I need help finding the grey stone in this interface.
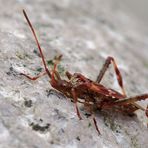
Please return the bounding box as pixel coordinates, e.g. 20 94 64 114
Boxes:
0 0 148 148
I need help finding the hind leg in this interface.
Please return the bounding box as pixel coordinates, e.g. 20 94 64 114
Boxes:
114 94 148 106
96 57 144 110
103 94 148 115
96 56 126 96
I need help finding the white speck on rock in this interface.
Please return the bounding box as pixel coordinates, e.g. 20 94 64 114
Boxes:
19 117 30 128
85 40 96 49
36 132 51 140
113 75 122 92
0 122 10 142
16 0 26 3
113 133 126 145
54 141 78 148
100 51 112 59
104 26 125 42
13 31 26 39
0 87 22 102
117 63 129 72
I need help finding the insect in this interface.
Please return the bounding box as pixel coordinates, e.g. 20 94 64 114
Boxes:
21 10 148 135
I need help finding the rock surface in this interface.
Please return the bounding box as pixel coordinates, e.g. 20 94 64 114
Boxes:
0 0 148 148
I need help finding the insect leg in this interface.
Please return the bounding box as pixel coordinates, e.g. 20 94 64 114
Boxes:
92 114 101 135
20 71 47 80
96 56 126 96
102 93 147 112
65 71 73 80
114 95 148 121
96 57 144 110
84 101 101 135
71 88 82 120
114 93 148 105
146 105 148 117
51 55 62 82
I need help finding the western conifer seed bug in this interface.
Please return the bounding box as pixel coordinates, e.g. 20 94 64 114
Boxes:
20 10 148 135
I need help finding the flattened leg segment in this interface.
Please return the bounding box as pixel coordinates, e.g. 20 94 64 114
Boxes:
101 94 148 114
114 94 148 105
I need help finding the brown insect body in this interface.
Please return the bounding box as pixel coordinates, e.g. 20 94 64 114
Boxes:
63 73 122 99
51 72 136 112
21 10 148 135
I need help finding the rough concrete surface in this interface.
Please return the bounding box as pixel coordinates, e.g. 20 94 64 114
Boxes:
0 0 148 148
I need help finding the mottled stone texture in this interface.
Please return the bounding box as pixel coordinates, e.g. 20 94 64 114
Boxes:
0 0 148 148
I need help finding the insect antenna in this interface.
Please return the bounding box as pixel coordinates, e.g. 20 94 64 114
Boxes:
22 9 51 78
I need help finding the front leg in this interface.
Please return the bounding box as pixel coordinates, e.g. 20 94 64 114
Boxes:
20 71 47 80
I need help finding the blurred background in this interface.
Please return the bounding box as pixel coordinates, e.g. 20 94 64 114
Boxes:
117 0 148 32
